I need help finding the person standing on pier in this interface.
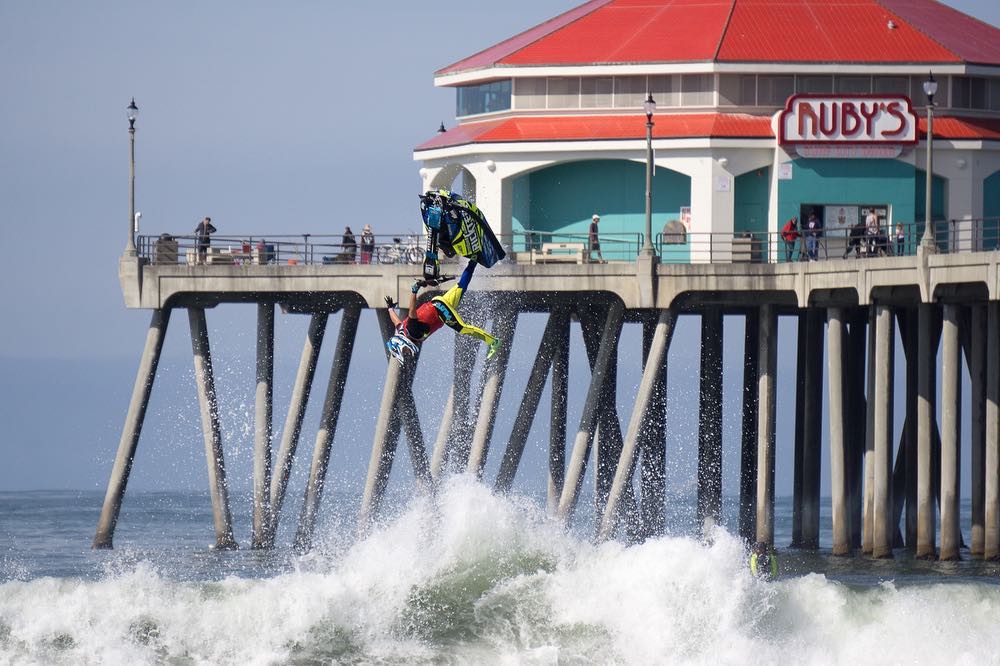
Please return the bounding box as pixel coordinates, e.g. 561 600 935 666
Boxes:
384 260 500 365
194 216 216 265
589 214 605 263
360 224 375 264
342 226 357 263
781 217 799 262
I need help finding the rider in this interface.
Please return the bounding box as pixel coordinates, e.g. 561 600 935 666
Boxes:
749 541 778 580
384 260 500 365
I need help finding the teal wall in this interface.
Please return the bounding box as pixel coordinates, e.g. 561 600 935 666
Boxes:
983 170 1000 250
511 159 690 260
779 158 946 249
734 167 771 234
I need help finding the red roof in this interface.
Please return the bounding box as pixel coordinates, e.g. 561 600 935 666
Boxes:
415 114 1000 151
438 0 1000 74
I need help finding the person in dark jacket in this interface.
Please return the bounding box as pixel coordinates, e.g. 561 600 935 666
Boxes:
844 220 866 259
781 217 799 262
194 216 216 264
342 226 357 263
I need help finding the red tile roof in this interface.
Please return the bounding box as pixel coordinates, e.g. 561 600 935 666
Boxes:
437 0 1000 74
415 114 1000 150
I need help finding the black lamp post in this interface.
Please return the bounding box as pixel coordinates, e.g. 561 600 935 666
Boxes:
126 98 139 256
920 73 937 251
641 93 657 256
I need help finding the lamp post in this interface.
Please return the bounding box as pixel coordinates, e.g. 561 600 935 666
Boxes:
126 98 139 256
641 92 657 256
920 73 937 251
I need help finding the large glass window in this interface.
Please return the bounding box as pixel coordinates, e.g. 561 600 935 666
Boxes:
614 76 647 107
740 75 757 105
456 79 511 117
951 76 989 109
798 76 833 94
514 78 546 110
547 77 580 108
757 76 794 106
991 80 1000 111
718 74 742 106
872 76 906 96
681 74 713 106
581 77 613 108
837 76 871 94
648 75 680 107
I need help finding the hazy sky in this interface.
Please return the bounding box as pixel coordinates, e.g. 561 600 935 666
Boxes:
0 1 996 500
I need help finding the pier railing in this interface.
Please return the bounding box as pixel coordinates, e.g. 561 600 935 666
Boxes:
135 218 999 267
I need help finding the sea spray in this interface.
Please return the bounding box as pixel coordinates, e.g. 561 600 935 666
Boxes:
4 479 1000 664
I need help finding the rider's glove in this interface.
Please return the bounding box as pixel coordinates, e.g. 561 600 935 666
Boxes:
384 295 397 309
410 280 421 294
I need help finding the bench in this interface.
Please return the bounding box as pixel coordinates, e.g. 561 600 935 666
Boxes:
536 242 586 264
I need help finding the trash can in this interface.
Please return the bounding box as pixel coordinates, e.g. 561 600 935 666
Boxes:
154 234 178 265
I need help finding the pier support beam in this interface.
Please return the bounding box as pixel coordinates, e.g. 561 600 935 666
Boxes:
697 308 723 530
872 304 895 559
557 300 625 523
739 309 760 543
847 310 867 549
430 334 477 479
93 309 171 549
548 312 571 515
801 308 825 549
188 308 237 550
755 304 778 546
967 305 987 557
792 313 807 547
827 307 850 555
939 304 961 561
599 308 675 541
641 312 671 538
917 303 940 559
251 303 274 550
466 309 519 477
267 313 327 544
295 305 361 550
900 309 918 549
985 302 1000 560
496 308 569 492
862 306 876 555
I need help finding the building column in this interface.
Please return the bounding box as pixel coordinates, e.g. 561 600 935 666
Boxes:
739 309 760 542
93 309 171 549
827 308 850 555
755 305 778 546
697 308 723 530
939 304 961 561
917 303 939 559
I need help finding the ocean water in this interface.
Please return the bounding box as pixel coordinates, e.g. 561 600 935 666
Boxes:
3 479 1000 665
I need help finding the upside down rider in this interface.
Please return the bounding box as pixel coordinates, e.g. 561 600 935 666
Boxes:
384 259 500 365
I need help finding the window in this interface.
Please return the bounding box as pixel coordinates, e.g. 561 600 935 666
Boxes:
681 74 713 106
873 76 907 96
951 76 988 109
648 75 679 107
837 76 871 94
614 76 647 107
740 75 757 105
456 80 512 116
514 78 546 110
581 77 613 108
798 76 833 94
757 76 794 106
547 77 580 108
718 74 742 106
991 80 1000 111
912 75 949 107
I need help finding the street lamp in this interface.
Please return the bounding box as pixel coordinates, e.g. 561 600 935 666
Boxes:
920 73 937 251
126 98 139 256
641 92 657 256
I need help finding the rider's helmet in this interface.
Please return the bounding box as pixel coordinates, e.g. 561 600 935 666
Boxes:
386 333 419 366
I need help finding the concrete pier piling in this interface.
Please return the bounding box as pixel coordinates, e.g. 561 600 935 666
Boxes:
739 309 760 543
756 304 778 546
847 310 867 550
968 305 987 557
251 303 274 550
640 312 671 538
827 307 850 555
985 302 1000 560
792 313 807 548
801 308 825 549
697 308 723 531
862 306 876 555
430 333 477 478
901 309 919 549
93 309 171 549
917 304 939 559
872 304 894 559
188 308 237 550
548 312 571 515
466 309 518 477
295 305 361 550
939 304 961 561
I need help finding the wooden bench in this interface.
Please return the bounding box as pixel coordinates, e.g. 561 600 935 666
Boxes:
536 242 586 264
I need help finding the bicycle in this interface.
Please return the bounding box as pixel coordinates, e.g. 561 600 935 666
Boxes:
376 235 423 264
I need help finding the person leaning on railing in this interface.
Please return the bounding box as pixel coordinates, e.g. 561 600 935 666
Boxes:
194 216 216 265
781 217 799 262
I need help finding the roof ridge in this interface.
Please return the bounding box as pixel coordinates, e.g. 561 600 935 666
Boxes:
435 0 614 76
606 0 676 63
870 0 960 63
712 0 738 62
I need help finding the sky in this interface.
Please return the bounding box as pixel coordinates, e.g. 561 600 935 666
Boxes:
0 0 997 503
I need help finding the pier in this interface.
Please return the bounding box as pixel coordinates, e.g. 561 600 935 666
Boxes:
95 234 1000 560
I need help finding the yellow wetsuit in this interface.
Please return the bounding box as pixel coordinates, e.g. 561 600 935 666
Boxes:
431 282 495 347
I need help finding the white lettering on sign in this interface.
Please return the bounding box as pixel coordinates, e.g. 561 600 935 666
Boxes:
779 95 917 146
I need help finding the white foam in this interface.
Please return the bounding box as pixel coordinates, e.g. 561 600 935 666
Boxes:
2 478 1000 664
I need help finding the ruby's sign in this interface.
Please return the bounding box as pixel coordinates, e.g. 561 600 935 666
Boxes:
778 94 918 146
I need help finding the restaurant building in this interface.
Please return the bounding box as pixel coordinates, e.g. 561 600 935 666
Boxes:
413 0 1000 261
